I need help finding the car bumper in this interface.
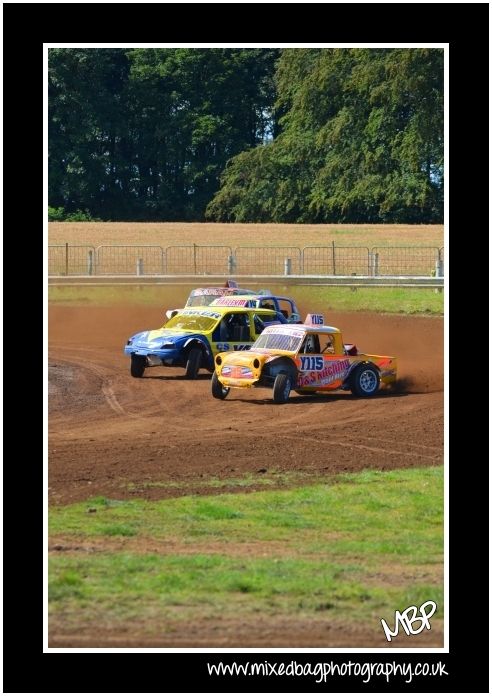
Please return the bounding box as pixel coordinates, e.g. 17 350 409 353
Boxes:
380 371 397 385
124 346 181 362
220 377 256 388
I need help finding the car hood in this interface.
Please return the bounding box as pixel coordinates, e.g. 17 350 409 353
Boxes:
130 328 196 347
219 350 272 367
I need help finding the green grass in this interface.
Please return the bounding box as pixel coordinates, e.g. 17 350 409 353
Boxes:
50 467 443 550
50 466 444 632
48 285 165 306
292 286 443 314
49 553 443 624
48 284 443 315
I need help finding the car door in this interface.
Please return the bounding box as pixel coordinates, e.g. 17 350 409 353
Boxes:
296 332 351 391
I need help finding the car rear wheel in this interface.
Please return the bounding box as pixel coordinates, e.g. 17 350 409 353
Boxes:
350 363 380 396
273 372 292 404
130 354 146 378
211 372 230 399
185 347 202 379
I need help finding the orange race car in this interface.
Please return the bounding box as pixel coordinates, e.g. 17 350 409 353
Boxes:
212 314 397 404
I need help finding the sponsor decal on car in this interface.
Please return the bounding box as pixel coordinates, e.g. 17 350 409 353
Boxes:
221 365 253 378
181 309 222 319
297 358 350 387
263 326 305 337
192 288 228 296
210 297 252 307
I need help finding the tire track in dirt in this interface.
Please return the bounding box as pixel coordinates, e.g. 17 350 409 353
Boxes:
280 434 441 463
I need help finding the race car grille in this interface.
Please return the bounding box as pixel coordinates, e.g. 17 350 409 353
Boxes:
222 366 253 378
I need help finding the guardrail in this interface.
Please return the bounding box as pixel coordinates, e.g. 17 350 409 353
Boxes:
48 274 444 288
49 244 444 280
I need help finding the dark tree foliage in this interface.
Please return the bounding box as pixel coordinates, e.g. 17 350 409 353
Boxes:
207 48 444 223
49 48 278 220
49 48 443 224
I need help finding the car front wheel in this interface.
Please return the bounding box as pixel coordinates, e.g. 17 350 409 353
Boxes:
211 372 230 399
185 347 202 379
273 372 292 404
130 354 146 378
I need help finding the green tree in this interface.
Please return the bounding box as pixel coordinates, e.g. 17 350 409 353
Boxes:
207 48 444 223
49 48 279 221
127 48 278 219
49 48 133 219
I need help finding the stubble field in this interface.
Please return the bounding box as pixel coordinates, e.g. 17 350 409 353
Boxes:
49 222 444 248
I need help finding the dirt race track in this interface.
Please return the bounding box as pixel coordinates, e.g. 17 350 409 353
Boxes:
49 304 443 505
48 301 444 648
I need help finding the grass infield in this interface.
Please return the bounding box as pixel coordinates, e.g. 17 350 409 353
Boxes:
49 466 443 633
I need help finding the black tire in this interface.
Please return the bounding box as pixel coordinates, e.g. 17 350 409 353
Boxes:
273 372 292 404
185 347 202 379
350 363 380 397
211 372 230 400
130 354 146 378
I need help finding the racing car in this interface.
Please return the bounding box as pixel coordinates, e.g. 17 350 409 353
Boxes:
209 295 301 323
165 280 256 320
211 314 397 403
124 305 285 379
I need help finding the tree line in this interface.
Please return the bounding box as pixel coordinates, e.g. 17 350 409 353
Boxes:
49 48 443 224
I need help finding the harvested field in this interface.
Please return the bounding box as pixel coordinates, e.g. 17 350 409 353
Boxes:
49 222 444 248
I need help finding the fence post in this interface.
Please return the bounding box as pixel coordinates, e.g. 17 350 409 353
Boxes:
87 250 93 276
284 258 292 276
369 251 379 276
65 242 69 276
227 255 236 274
332 241 336 275
136 258 144 276
193 243 197 275
434 259 443 293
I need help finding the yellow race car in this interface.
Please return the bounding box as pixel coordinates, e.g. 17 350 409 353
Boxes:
125 305 286 379
212 314 397 403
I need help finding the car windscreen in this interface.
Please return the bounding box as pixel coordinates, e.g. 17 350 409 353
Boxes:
187 294 224 307
252 332 303 352
165 313 220 332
